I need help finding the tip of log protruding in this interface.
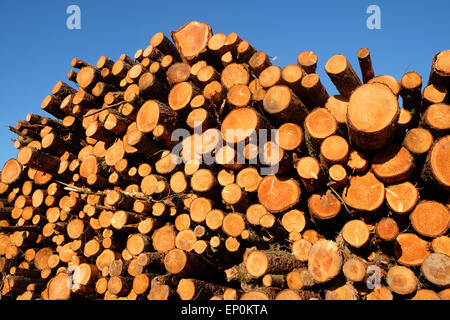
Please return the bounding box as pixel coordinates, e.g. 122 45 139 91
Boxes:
171 21 212 63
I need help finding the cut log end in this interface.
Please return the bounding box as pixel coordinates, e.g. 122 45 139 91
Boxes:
386 266 418 295
307 240 342 283
342 220 370 248
343 172 385 212
376 217 399 241
394 233 430 267
410 201 449 238
257 175 301 213
421 253 450 287
347 83 399 151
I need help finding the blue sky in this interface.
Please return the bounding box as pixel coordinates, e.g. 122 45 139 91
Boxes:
0 0 449 166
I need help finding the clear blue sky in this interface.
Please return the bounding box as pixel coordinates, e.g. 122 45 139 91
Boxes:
0 0 449 166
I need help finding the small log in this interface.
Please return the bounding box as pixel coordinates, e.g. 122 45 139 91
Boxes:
307 190 341 221
262 274 285 288
300 73 329 109
175 229 197 252
421 135 450 192
190 168 217 195
259 65 283 88
393 233 430 266
150 32 181 60
428 50 450 87
245 250 304 279
328 164 348 190
257 175 301 213
304 108 338 157
107 276 133 296
222 212 246 238
357 48 375 83
76 66 102 91
41 95 66 119
136 99 180 133
166 62 191 86
72 58 93 69
67 69 78 82
297 51 317 74
221 63 250 90
421 84 447 112
217 169 235 187
17 147 60 173
197 65 220 86
371 146 414 184
236 41 255 62
295 156 326 193
126 130 160 160
400 71 422 111
226 84 251 108
126 233 152 256
203 80 225 105
1 159 23 185
431 236 450 256
263 85 309 126
307 240 342 283
385 182 419 214
341 219 370 249
411 289 441 300
152 224 176 253
410 200 449 238
365 285 394 300
320 135 349 167
325 54 361 98
403 128 434 159
281 209 306 233
291 240 313 263
249 51 271 77
220 107 268 146
205 209 224 232
325 284 358 300
163 248 217 278
420 103 450 138
347 150 369 173
343 172 385 212
236 167 262 193
421 253 450 288
324 95 348 132
386 266 417 295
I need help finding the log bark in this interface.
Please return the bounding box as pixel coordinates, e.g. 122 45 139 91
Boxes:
357 48 374 83
297 51 317 74
325 54 361 98
245 250 304 279
263 85 309 126
428 50 450 87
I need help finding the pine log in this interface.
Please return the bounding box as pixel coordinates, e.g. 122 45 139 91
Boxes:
346 83 400 151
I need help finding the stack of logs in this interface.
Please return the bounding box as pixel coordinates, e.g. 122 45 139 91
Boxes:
0 21 449 300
